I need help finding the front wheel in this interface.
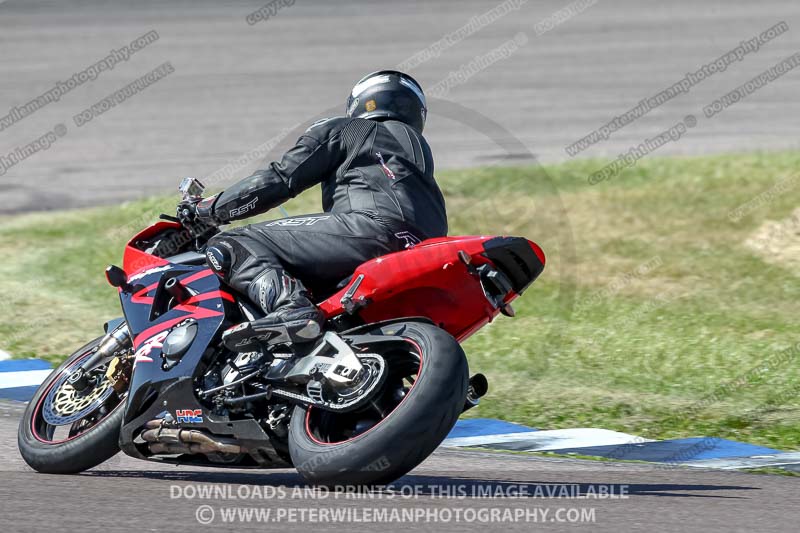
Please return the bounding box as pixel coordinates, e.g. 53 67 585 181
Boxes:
288 321 469 486
18 336 129 474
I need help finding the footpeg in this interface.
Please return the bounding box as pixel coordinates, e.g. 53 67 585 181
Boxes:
462 373 488 412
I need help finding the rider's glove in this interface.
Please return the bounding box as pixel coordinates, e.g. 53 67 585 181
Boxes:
195 194 223 225
177 194 223 225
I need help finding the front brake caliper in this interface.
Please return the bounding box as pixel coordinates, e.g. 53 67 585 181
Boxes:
105 355 133 394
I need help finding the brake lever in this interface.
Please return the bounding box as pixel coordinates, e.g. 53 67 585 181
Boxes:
159 214 180 222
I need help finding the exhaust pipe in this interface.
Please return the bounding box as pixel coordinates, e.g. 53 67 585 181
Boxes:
462 373 489 413
142 420 242 455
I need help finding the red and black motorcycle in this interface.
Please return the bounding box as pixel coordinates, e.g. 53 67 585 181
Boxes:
18 178 545 485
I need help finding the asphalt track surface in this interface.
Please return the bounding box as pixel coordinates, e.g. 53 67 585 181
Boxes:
2 400 799 532
2 0 800 213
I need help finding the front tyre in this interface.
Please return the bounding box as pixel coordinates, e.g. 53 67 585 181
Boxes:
289 321 468 486
18 336 128 474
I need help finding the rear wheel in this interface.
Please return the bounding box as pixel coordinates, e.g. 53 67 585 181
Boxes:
288 321 468 486
18 336 129 474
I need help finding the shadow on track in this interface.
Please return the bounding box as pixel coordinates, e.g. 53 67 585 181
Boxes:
82 470 756 499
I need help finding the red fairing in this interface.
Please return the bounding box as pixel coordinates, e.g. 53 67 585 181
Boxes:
318 236 545 342
122 221 181 276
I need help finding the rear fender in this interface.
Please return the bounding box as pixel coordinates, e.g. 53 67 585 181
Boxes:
339 316 435 336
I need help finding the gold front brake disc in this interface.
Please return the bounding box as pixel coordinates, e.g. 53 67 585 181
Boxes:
52 379 111 417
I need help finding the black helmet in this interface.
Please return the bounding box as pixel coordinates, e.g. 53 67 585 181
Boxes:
346 70 427 133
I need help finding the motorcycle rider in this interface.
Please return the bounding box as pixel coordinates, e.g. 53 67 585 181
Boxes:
182 71 447 351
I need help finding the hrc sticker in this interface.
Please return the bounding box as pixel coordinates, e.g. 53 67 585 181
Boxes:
175 409 203 424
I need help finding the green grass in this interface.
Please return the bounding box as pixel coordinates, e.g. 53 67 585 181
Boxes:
1 151 799 450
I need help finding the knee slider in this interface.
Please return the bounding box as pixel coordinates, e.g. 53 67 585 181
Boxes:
206 242 234 278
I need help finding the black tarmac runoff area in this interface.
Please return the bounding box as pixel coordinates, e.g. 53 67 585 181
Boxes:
1 0 800 213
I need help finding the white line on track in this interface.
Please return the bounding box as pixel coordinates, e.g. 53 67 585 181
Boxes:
443 428 653 450
0 370 52 388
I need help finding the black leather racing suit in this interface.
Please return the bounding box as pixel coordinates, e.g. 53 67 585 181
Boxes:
202 116 448 301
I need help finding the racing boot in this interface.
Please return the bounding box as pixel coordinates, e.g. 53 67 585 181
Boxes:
222 269 323 351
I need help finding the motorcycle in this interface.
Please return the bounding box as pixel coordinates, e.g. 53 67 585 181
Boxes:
18 178 545 485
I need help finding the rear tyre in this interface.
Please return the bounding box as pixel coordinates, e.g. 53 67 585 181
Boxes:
18 337 127 474
288 321 468 486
